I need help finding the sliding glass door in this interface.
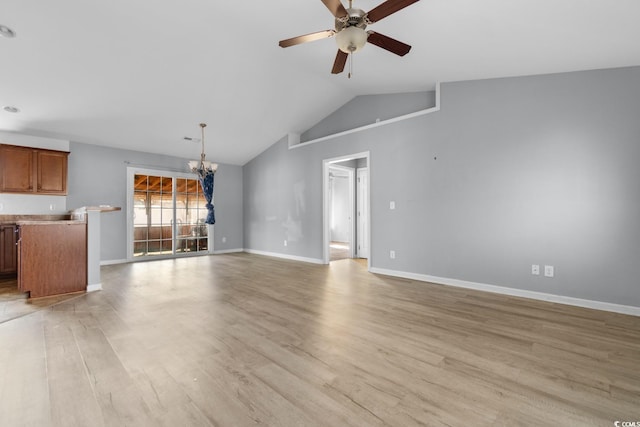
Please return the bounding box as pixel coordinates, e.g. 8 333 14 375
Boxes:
129 169 209 258
175 177 209 254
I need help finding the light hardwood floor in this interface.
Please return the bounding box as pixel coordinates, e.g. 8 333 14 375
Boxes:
330 242 350 261
0 253 638 426
0 278 85 324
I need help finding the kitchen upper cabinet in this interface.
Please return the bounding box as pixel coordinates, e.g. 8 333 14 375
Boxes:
37 149 68 194
0 144 68 195
0 145 33 192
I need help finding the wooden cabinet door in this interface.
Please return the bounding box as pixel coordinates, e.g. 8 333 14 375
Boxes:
0 145 34 193
0 144 68 195
19 223 86 298
37 150 68 194
0 224 18 275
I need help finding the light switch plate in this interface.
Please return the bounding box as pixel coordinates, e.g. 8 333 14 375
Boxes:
532 264 540 275
544 265 554 277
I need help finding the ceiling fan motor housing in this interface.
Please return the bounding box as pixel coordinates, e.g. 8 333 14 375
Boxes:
335 8 367 31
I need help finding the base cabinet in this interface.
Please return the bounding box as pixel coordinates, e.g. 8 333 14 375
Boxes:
18 223 86 298
0 224 18 276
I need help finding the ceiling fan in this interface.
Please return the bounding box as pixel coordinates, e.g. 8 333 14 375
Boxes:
279 0 420 76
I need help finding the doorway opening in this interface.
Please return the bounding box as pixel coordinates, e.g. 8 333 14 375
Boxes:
323 151 370 268
328 165 354 261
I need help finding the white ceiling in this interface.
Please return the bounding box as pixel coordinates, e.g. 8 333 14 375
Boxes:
2 0 639 165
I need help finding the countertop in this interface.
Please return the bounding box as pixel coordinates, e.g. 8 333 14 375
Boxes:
0 214 71 225
15 220 86 225
0 207 119 225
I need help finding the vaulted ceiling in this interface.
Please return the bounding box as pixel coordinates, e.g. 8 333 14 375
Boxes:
2 0 639 165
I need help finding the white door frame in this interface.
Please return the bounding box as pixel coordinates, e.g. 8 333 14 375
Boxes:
322 151 370 269
356 167 369 259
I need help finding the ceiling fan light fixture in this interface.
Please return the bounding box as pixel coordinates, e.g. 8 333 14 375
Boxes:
336 26 367 53
278 0 419 74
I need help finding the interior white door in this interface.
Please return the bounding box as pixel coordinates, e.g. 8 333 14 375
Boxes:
356 168 369 259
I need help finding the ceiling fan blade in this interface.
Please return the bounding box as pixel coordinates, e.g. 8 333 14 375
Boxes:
279 30 336 48
331 50 348 74
366 0 420 23
321 0 348 18
367 31 412 56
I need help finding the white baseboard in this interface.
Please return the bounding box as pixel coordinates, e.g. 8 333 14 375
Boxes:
369 267 640 317
244 249 324 265
212 248 244 255
100 249 244 265
100 258 130 266
86 283 102 292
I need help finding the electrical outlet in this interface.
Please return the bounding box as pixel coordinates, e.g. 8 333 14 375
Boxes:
49 204 56 211
284 240 287 247
390 201 396 210
544 265 554 277
531 264 540 275
390 250 396 259
222 237 226 243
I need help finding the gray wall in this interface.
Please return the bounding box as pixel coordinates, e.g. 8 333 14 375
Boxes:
67 142 243 261
243 66 640 307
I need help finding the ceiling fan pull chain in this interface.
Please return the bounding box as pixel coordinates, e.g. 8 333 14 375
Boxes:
348 53 353 79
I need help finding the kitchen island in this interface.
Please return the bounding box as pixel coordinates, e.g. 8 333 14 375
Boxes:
16 219 87 298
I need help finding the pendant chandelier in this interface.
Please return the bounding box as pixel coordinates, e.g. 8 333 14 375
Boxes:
188 123 218 177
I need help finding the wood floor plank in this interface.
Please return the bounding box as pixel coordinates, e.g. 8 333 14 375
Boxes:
72 325 157 426
254 362 385 427
159 353 260 426
200 352 319 426
0 314 52 427
43 317 103 427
